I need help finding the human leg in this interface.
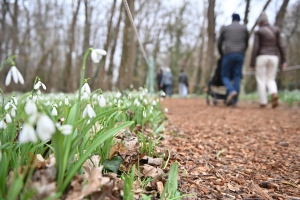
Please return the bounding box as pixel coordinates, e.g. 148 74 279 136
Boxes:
255 55 268 105
266 55 279 108
221 54 236 94
231 53 244 105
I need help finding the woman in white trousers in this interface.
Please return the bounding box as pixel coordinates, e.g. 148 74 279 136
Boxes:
250 12 287 108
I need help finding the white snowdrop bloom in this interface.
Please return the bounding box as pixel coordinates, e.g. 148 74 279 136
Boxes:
5 66 25 86
160 91 166 97
116 92 122 99
128 94 132 99
19 123 37 144
139 94 143 100
109 102 112 106
10 108 16 117
87 119 91 124
82 91 90 100
91 49 107 63
164 108 168 113
64 96 69 106
82 104 96 118
143 99 148 105
5 113 12 124
25 100 37 115
81 82 91 95
98 95 106 107
36 115 56 141
152 100 157 106
144 88 148 93
0 120 6 129
4 102 10 111
34 80 46 90
51 106 58 116
12 96 18 105
143 110 147 118
58 124 73 135
149 109 153 114
114 99 117 104
59 101 62 106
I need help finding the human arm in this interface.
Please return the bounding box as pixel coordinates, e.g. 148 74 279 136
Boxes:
250 31 260 68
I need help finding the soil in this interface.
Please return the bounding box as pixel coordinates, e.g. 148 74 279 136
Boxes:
160 98 300 200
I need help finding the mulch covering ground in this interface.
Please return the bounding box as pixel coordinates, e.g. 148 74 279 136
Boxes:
160 98 300 200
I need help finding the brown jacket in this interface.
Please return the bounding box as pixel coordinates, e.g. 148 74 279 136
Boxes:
250 24 286 67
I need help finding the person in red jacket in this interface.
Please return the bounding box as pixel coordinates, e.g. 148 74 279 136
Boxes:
250 12 287 108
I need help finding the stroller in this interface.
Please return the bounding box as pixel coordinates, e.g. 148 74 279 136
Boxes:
206 57 227 105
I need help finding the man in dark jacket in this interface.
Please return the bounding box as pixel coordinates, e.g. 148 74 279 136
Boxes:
218 13 249 106
250 11 286 108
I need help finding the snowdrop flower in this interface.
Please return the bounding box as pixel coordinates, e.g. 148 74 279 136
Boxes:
82 104 96 118
64 96 69 106
10 108 16 117
116 92 122 99
34 80 46 90
5 113 12 124
51 106 58 116
164 108 168 113
57 124 73 135
25 100 37 115
82 90 89 100
59 101 62 106
36 115 55 141
5 66 25 86
98 95 106 107
4 103 10 111
0 120 6 130
143 99 148 105
91 49 107 63
143 110 147 118
12 96 18 105
152 100 157 106
19 123 37 143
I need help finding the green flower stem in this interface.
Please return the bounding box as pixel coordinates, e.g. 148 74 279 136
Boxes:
0 55 17 72
0 88 4 117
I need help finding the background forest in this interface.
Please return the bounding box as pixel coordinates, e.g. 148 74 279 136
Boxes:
0 0 299 94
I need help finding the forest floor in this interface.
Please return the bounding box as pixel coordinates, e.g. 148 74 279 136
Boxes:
160 97 300 200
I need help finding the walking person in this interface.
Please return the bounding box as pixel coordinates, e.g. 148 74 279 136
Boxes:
160 67 173 97
217 13 249 106
250 12 287 108
178 68 189 98
156 68 163 91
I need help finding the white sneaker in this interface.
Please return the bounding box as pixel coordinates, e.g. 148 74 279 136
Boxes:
226 91 237 106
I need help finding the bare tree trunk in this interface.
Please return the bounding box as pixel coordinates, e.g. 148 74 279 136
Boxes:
117 0 135 91
244 0 251 26
63 0 81 92
199 0 215 92
93 0 117 90
127 0 136 88
83 0 92 83
107 3 124 91
275 0 290 29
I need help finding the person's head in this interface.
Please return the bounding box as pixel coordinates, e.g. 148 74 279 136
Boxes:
232 13 240 22
257 11 269 26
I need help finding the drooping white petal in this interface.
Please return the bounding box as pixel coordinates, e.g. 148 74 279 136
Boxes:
116 92 122 98
81 83 91 94
82 91 89 100
5 113 12 123
11 67 19 84
10 108 16 117
58 124 73 135
51 107 58 116
36 115 55 141
91 49 107 63
25 100 37 115
34 81 41 90
16 69 24 84
143 110 147 118
41 82 46 90
19 123 37 144
5 69 12 86
0 120 7 129
98 95 106 107
4 103 10 111
64 97 69 106
87 104 96 118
